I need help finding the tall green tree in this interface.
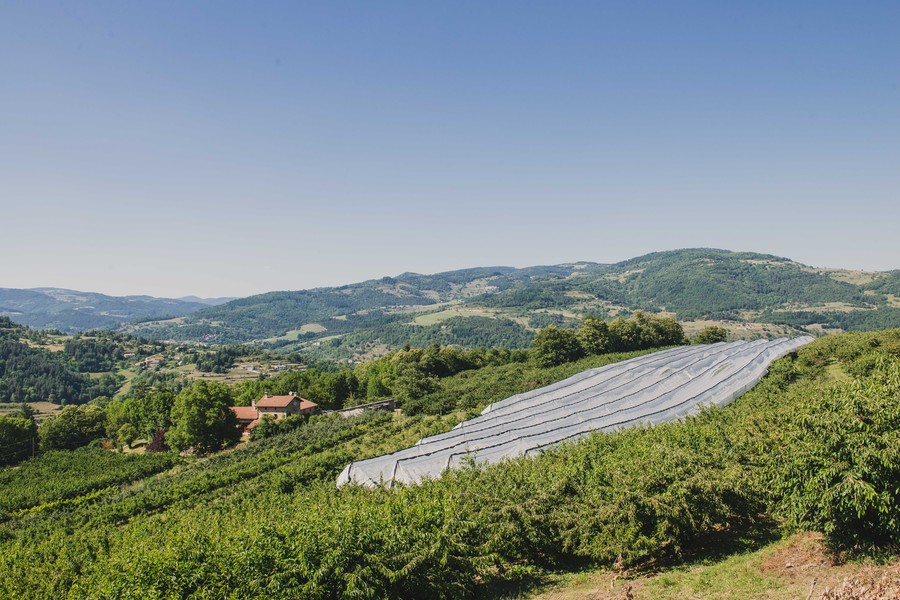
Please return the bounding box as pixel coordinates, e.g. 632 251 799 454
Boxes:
38 405 106 451
0 415 37 465
692 325 728 344
531 326 585 367
577 316 612 355
166 380 240 453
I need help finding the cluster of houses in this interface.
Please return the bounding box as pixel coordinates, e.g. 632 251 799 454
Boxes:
230 392 319 434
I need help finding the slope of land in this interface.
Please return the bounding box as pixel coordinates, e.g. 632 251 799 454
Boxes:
0 288 210 333
130 249 900 360
533 532 900 600
1 329 898 599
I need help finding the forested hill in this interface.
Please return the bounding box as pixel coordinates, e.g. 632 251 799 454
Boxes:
0 317 121 404
126 249 900 360
128 263 605 346
0 288 210 333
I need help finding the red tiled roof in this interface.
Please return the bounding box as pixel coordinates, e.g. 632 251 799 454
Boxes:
246 418 260 430
256 393 318 409
298 399 318 411
231 406 259 421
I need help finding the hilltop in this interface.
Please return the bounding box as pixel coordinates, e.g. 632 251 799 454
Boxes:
0 288 212 333
5 249 899 361
129 249 900 360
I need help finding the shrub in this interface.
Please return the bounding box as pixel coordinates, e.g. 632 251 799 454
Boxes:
768 356 900 549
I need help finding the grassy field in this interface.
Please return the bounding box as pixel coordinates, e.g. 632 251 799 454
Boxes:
412 307 505 326
0 401 61 421
679 319 799 339
263 323 329 343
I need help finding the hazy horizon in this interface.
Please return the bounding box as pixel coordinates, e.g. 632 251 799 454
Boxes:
3 2 898 297
1 245 895 300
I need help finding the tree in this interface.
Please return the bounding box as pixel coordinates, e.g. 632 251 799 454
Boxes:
166 380 240 453
38 404 106 451
692 326 728 345
608 317 642 352
531 326 584 367
117 423 138 449
392 363 440 403
577 316 612 355
16 403 37 421
146 429 170 453
249 415 280 440
0 415 37 465
131 389 176 439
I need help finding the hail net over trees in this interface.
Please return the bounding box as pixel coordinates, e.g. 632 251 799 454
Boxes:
337 337 814 488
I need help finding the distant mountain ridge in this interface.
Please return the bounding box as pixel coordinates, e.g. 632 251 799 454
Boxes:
7 249 900 359
176 296 238 306
128 249 900 360
0 288 210 333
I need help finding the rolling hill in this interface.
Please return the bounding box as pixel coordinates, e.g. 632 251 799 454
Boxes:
0 288 216 333
129 249 900 360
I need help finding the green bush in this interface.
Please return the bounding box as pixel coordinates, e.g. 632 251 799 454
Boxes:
768 356 900 549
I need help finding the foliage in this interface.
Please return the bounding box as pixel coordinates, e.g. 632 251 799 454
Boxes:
0 415 36 465
577 315 612 354
531 311 684 368
107 389 176 440
249 414 309 440
531 326 584 367
1 330 899 598
692 325 728 344
761 306 900 332
192 345 252 373
768 356 900 549
0 337 107 404
166 380 241 453
38 404 106 451
303 316 536 362
63 336 123 372
0 448 178 516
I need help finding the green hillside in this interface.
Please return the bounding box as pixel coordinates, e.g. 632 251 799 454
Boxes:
129 249 900 360
0 317 122 405
1 329 898 598
0 288 208 333
129 263 603 349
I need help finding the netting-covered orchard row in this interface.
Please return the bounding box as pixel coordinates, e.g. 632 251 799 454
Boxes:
337 336 814 488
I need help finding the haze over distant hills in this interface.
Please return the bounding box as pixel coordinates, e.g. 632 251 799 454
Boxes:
5 249 900 360
128 248 900 361
0 288 214 333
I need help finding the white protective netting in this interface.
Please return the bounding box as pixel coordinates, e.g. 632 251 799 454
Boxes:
337 336 813 488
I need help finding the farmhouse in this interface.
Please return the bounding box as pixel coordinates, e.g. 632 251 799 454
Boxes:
230 392 319 435
255 392 318 419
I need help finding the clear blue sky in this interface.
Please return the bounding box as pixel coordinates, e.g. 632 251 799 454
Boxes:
2 1 898 297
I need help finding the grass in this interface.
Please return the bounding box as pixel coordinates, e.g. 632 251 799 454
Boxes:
0 401 61 421
412 307 502 326
528 533 900 600
263 323 328 343
680 319 800 339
